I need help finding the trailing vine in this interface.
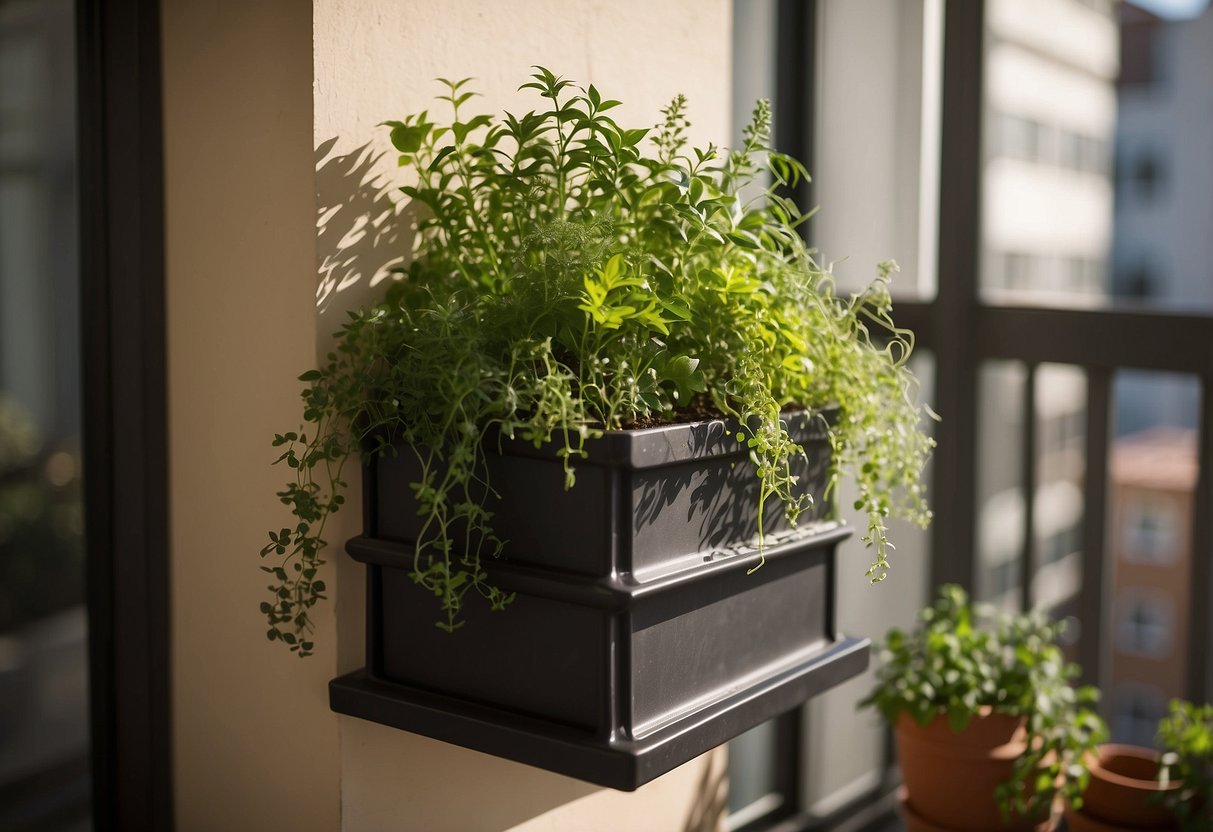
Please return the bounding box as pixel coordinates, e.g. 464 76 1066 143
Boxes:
262 69 935 656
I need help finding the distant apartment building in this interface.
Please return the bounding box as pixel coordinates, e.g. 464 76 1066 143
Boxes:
1113 2 1213 309
1113 2 1213 437
982 0 1118 304
1102 0 1213 746
1107 430 1196 746
976 0 1119 613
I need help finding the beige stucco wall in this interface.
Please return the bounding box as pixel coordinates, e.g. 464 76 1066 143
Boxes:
162 1 341 830
165 0 734 829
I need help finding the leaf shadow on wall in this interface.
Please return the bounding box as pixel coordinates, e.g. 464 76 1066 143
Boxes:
315 137 416 321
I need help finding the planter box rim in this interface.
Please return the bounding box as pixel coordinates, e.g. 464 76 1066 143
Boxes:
377 405 839 470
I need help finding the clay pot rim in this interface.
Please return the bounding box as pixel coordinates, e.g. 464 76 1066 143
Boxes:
895 708 1029 763
895 707 1026 736
895 706 1024 728
1088 743 1182 794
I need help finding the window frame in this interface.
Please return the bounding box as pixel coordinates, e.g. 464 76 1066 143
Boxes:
77 0 173 828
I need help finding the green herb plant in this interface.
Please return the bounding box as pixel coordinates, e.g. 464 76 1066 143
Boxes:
261 68 935 656
861 584 1107 822
1157 698 1213 830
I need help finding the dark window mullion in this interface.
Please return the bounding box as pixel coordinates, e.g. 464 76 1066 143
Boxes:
1187 378 1213 702
1079 367 1111 689
772 708 802 822
77 0 172 828
775 0 815 234
930 0 984 592
1020 362 1037 613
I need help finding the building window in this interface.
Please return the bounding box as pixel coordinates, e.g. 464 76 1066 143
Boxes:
1123 494 1180 564
1042 523 1080 567
1072 0 1115 17
1133 153 1164 200
1113 683 1168 747
993 112 1109 176
1116 590 1175 658
1080 134 1110 175
1067 257 1103 294
995 112 1041 162
1114 262 1157 299
1006 251 1034 291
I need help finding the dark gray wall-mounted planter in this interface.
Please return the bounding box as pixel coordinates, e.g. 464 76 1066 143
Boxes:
330 413 870 790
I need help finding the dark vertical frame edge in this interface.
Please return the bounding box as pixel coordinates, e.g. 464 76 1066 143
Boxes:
775 0 816 239
930 0 983 592
1079 368 1111 689
1020 362 1038 612
1188 379 1213 701
77 0 173 829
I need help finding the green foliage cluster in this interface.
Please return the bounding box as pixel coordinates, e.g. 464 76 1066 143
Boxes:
261 68 934 656
1158 699 1213 830
861 584 1107 821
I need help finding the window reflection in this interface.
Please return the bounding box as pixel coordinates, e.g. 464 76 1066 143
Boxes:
1107 376 1199 746
982 0 1213 311
1112 2 1213 310
982 0 1118 307
0 0 90 828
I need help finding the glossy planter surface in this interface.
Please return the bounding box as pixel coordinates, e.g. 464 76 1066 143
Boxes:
330 414 869 790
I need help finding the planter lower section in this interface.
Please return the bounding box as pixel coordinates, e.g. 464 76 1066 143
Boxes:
331 524 867 790
331 416 867 790
332 634 867 791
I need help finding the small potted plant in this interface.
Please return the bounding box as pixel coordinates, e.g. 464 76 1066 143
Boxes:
263 69 934 787
1064 743 1180 831
861 584 1107 831
1064 698 1211 832
1158 699 1213 830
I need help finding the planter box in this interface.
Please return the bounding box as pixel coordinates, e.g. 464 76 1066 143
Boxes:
330 413 869 790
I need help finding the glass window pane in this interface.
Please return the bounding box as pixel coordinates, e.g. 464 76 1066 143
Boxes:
0 0 89 828
802 351 935 819
1106 370 1200 746
976 361 1089 639
813 0 941 303
1031 363 1086 625
726 720 781 825
976 360 1027 611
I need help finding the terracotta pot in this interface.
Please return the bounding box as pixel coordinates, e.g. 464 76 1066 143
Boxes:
896 710 1050 831
899 788 1053 832
1063 744 1179 830
1063 807 1169 832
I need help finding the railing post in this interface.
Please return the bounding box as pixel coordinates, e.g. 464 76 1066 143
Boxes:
1080 368 1111 690
929 0 984 592
1187 377 1213 703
